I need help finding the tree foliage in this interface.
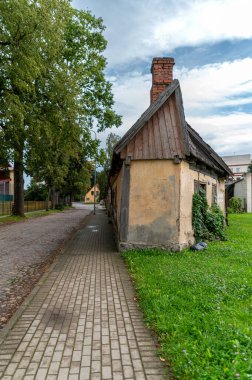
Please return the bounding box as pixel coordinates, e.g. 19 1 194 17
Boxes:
0 1 121 214
97 132 121 200
24 180 47 201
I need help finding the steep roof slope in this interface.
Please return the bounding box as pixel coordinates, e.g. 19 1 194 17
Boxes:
111 79 231 177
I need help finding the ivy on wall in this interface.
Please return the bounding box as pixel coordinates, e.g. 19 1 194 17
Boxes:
192 190 226 242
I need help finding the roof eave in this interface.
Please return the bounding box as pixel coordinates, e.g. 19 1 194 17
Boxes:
114 79 180 155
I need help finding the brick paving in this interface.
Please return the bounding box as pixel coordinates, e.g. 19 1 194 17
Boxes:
0 210 168 379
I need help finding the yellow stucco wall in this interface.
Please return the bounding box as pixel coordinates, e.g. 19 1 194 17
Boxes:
84 186 100 203
179 161 225 246
127 160 180 249
111 159 226 251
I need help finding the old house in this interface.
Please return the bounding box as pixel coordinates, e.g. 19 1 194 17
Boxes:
222 154 252 212
226 173 252 212
84 185 100 203
109 57 231 251
222 154 251 179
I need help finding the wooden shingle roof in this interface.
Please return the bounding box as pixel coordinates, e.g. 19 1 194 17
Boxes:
111 79 231 177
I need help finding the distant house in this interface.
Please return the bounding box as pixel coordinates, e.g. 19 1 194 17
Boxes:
0 166 14 201
226 174 252 212
222 154 252 212
84 185 100 203
109 57 231 252
222 154 251 179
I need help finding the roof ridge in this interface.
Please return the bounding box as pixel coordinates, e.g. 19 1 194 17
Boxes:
114 79 180 154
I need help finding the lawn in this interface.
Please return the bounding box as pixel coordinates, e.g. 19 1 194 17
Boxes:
123 214 252 379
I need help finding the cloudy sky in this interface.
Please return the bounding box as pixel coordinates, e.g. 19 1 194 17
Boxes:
73 0 252 156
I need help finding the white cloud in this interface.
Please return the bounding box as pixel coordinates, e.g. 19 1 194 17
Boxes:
108 72 151 136
152 0 252 52
73 0 252 67
73 0 252 155
176 58 252 112
107 58 252 155
188 113 252 155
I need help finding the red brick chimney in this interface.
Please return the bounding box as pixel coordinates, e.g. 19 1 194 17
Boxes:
150 57 175 103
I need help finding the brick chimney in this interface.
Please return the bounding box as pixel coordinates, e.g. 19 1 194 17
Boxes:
150 57 175 103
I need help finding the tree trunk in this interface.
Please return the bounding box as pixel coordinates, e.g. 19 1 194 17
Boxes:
46 188 51 211
12 152 25 217
51 186 56 209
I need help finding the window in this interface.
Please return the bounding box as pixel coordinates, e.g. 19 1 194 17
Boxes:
91 191 94 195
0 181 9 195
194 180 206 194
236 168 240 173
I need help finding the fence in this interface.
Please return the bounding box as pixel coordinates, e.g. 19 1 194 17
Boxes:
0 194 14 202
0 201 50 217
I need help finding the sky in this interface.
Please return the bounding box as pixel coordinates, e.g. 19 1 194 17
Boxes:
73 0 252 157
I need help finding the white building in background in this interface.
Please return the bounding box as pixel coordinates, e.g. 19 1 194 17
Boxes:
222 154 251 179
222 154 252 212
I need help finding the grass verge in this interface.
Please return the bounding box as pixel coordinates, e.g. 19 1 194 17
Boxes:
123 214 252 379
0 209 62 224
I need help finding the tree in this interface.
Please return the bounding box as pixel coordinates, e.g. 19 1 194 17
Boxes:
60 155 93 205
24 180 47 201
97 132 121 200
97 170 108 201
248 163 252 173
0 0 73 215
0 2 121 215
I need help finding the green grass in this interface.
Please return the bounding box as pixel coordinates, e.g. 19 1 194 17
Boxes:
123 214 252 379
0 209 62 224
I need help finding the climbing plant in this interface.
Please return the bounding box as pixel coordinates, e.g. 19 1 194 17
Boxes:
192 190 226 241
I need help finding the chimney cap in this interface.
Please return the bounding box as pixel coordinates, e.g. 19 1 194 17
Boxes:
151 57 175 73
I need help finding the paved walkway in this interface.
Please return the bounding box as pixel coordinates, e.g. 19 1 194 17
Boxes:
0 210 168 380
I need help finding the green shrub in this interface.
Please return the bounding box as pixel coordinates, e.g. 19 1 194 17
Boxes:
55 204 64 211
205 204 226 240
229 196 243 213
192 190 226 241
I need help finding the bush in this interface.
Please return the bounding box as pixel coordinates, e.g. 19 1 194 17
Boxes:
192 190 226 241
229 197 243 213
205 204 226 240
55 204 64 211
